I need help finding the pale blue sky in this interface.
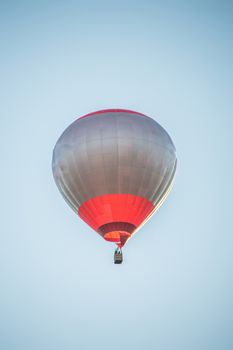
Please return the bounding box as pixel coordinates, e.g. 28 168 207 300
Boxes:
0 1 233 350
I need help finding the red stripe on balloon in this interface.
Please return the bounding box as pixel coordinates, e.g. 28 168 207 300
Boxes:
78 193 155 232
77 109 146 120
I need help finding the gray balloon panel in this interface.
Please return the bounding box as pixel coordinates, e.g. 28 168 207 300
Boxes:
52 111 177 213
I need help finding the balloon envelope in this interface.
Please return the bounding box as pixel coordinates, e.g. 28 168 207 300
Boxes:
52 109 177 247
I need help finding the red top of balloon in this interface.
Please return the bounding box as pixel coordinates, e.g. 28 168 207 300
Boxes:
78 109 146 120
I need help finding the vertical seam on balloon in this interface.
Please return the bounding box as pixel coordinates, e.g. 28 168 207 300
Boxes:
134 130 151 218
56 180 77 212
148 150 170 204
101 122 113 221
57 171 78 212
71 149 86 207
127 119 138 220
116 116 120 222
57 160 79 209
69 128 87 207
150 161 171 205
86 125 99 227
153 158 177 209
67 153 84 208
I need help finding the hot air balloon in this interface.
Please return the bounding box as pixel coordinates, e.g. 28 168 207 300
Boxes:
52 109 177 263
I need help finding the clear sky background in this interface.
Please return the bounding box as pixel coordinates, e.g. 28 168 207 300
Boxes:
0 1 232 349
